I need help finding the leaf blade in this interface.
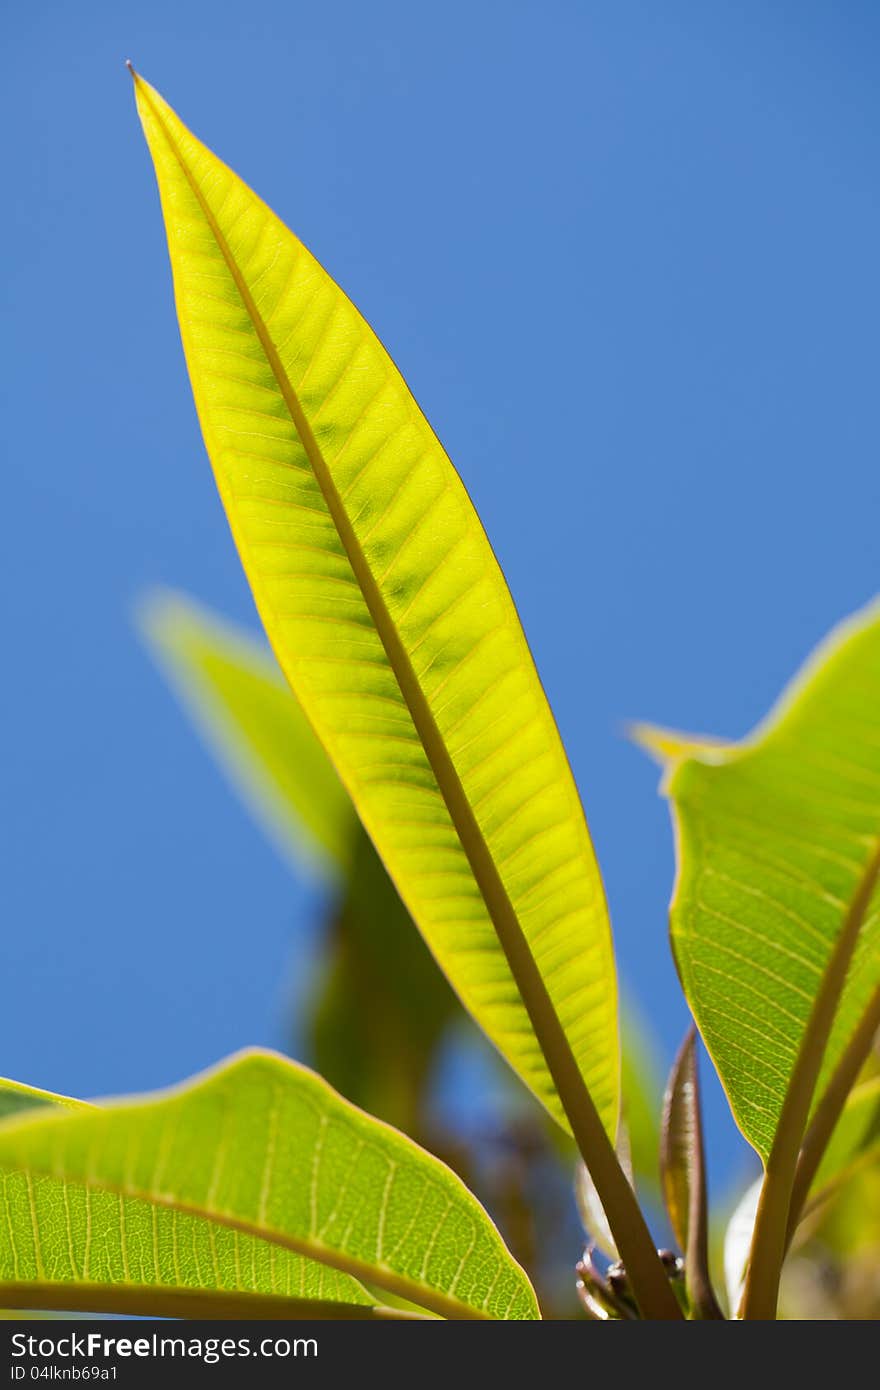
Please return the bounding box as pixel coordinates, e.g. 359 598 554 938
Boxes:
140 591 459 1134
131 74 617 1136
140 589 354 873
0 1051 538 1320
650 601 880 1161
798 1075 880 1227
0 1078 380 1319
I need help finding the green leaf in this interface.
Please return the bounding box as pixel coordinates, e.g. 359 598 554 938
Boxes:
619 1003 663 1197
140 590 459 1135
803 1075 880 1220
786 980 880 1235
309 833 458 1131
644 600 880 1161
0 1051 538 1320
659 1031 722 1318
130 72 618 1138
140 589 353 873
0 1076 382 1319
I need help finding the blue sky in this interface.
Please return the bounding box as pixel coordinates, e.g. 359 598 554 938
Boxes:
3 1 879 1194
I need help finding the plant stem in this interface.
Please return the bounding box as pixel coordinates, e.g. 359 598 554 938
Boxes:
741 839 880 1319
134 71 682 1322
785 980 880 1248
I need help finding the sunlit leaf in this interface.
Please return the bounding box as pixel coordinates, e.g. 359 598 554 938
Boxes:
308 833 458 1130
808 1163 880 1262
643 601 880 1160
619 1003 663 1197
0 1051 538 1320
0 1076 381 1319
131 73 617 1136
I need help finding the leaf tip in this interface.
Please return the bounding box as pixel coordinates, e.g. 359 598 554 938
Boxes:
625 721 677 766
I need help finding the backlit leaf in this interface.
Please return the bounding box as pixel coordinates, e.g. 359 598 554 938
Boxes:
644 601 880 1160
0 1051 538 1320
619 1003 663 1197
309 833 458 1131
0 1076 380 1319
131 74 617 1136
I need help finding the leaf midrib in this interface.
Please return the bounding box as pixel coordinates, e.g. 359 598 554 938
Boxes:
741 836 880 1318
3 1157 485 1321
0 1280 418 1320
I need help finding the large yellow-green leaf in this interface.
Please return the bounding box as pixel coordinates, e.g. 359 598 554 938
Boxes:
645 601 880 1160
131 73 617 1135
0 1076 381 1319
0 1052 538 1320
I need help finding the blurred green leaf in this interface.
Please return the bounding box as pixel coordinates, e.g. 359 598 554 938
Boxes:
309 833 458 1129
141 591 459 1135
659 1031 722 1318
0 1052 538 1320
141 590 354 874
803 1075 880 1221
619 1003 663 1197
